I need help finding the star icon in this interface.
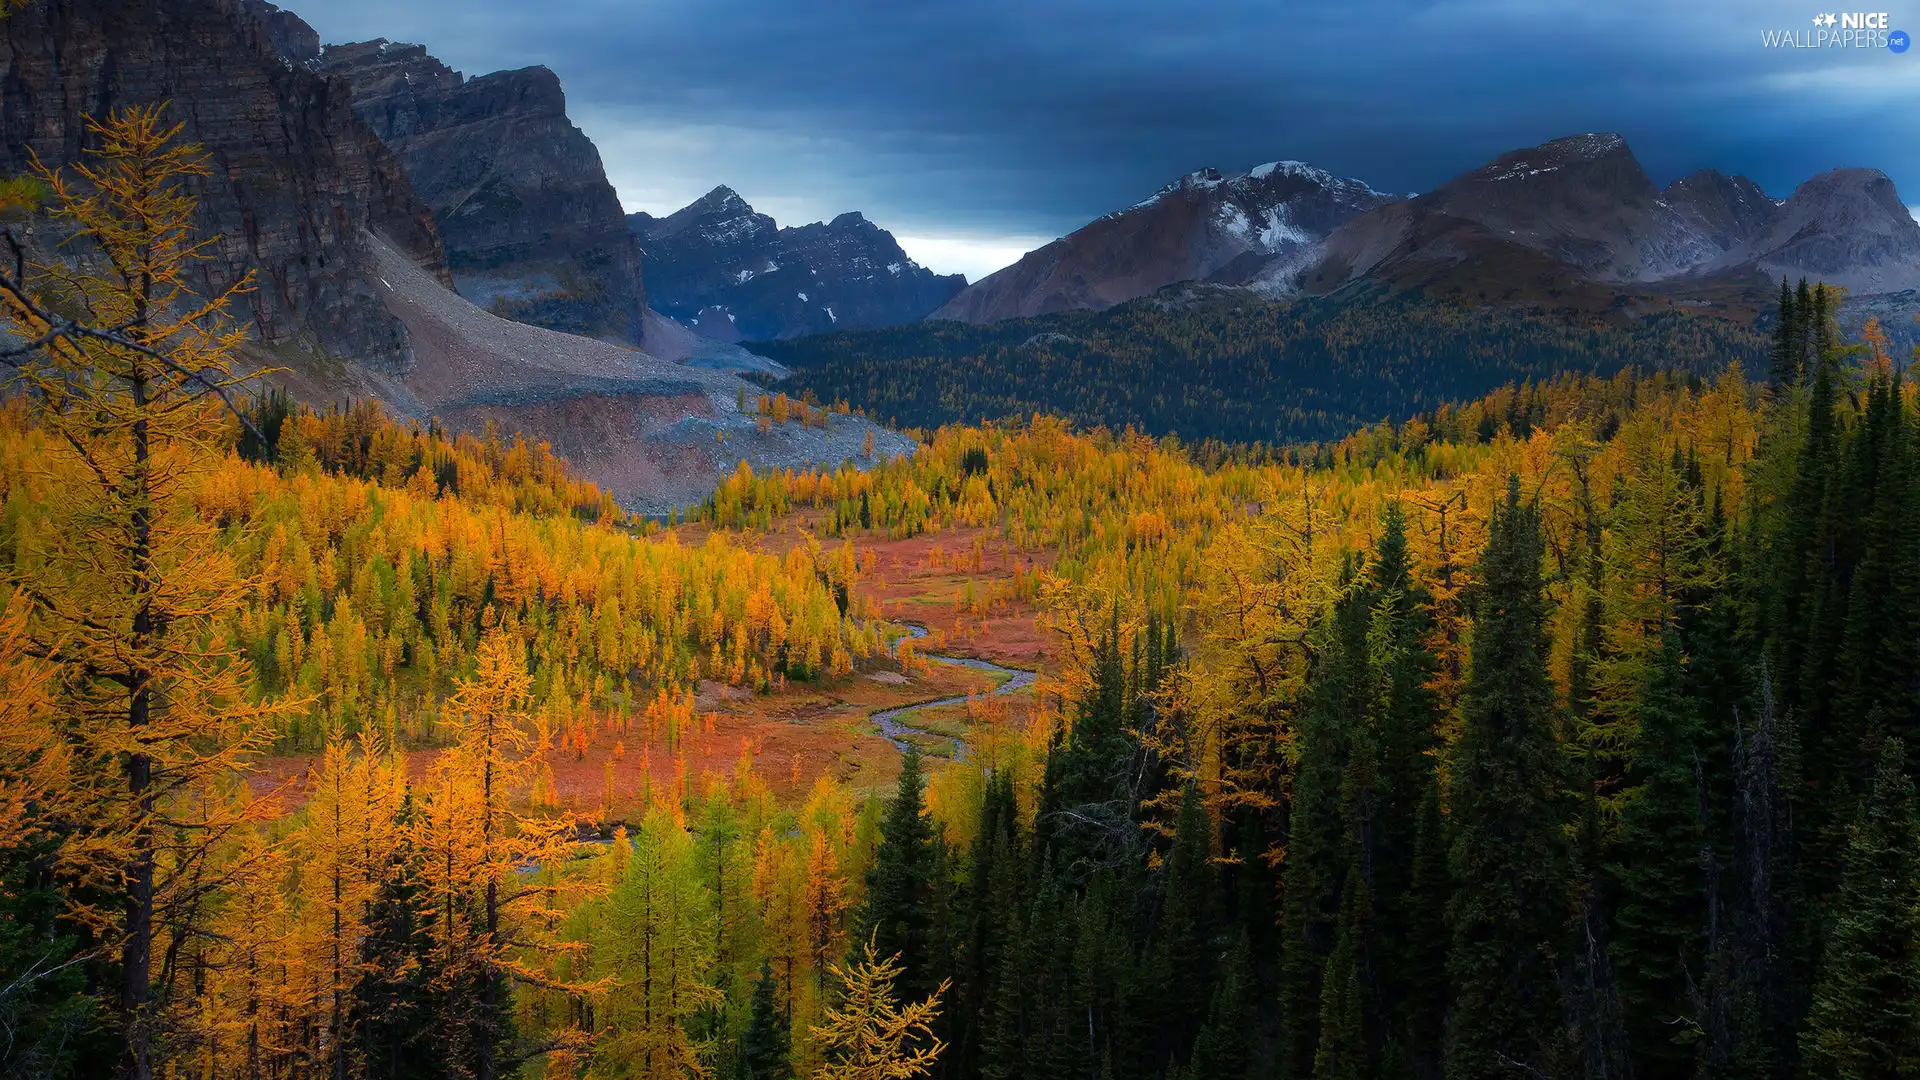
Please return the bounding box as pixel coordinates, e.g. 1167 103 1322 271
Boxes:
1826 13 1840 26
1814 12 1824 23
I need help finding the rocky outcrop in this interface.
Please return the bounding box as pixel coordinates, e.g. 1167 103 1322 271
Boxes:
318 40 649 342
1737 168 1920 294
631 186 965 340
1660 170 1780 267
1313 134 1728 292
0 0 446 373
239 0 318 64
933 160 1397 324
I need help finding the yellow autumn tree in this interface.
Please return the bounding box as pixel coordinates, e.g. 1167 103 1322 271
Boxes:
285 735 409 1077
0 105 286 1078
588 804 721 1079
0 588 58 852
810 934 947 1080
414 621 593 1079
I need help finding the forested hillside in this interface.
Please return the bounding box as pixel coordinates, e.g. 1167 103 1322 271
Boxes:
4 109 1919 1080
752 285 1768 443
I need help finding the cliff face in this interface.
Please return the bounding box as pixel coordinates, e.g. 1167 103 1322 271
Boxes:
0 0 446 373
318 40 649 342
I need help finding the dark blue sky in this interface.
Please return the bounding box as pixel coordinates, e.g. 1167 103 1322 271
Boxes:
301 0 1920 279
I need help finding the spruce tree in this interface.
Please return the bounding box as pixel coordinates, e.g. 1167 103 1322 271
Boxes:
1771 277 1800 390
1186 933 1251 1080
1151 781 1217 1053
1795 277 1816 374
1280 562 1368 1078
953 773 1022 1080
1403 781 1451 1078
1609 631 1709 1076
864 749 940 1004
1314 867 1373 1080
740 960 794 1080
351 792 439 1080
1802 739 1920 1079
1445 477 1571 1080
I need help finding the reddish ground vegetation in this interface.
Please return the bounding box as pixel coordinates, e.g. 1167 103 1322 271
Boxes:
253 654 1003 820
680 514 1059 669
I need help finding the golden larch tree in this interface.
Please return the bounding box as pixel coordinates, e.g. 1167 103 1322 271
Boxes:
0 106 286 1080
810 934 947 1080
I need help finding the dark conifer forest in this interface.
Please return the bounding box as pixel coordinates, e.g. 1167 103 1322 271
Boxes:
752 287 1769 444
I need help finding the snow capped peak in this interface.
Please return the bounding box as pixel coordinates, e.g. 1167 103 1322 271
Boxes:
1214 202 1310 251
1249 160 1331 184
1122 168 1227 214
1559 132 1626 156
1239 160 1389 200
697 185 753 215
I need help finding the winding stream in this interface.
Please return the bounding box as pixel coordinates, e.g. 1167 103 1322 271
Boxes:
870 623 1036 761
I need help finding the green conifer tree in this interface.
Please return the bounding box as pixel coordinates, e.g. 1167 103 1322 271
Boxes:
1445 478 1571 1080
864 749 940 1003
1802 739 1920 1080
1771 277 1801 390
740 960 794 1080
1609 631 1709 1076
1186 933 1251 1080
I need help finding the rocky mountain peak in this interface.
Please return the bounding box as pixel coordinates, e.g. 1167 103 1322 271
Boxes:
937 155 1396 322
1659 169 1779 263
1741 167 1920 293
633 191 962 341
694 185 752 214
461 65 569 118
2 0 446 372
319 36 647 341
239 0 319 66
1447 132 1649 195
651 187 777 248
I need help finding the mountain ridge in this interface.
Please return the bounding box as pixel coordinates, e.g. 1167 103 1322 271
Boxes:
631 186 966 341
938 132 1920 325
932 158 1400 323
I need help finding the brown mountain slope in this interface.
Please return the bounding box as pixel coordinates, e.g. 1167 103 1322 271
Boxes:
275 237 909 512
1303 133 1920 317
934 162 1398 323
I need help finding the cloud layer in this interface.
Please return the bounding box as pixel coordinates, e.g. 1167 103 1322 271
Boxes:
296 0 1920 278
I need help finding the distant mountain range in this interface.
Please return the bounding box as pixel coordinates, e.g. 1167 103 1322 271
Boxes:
269 24 953 356
630 188 966 341
7 0 1915 504
933 161 1399 322
938 132 1920 326
0 0 909 511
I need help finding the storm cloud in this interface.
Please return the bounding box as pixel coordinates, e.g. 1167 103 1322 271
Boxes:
296 0 1920 278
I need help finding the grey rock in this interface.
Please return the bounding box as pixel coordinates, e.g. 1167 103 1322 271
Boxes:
318 39 648 342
